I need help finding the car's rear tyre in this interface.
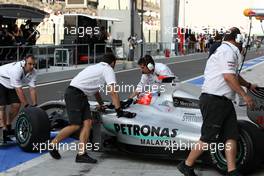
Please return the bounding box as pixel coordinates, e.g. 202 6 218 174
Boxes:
15 107 50 152
210 120 261 174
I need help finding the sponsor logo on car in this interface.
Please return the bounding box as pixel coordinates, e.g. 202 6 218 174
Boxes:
182 113 202 122
140 139 177 146
173 97 199 108
114 123 178 138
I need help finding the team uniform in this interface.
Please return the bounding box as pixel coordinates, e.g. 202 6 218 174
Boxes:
200 41 242 142
136 63 174 93
0 61 37 105
65 62 116 125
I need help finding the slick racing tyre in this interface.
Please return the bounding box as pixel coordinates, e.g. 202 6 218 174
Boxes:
15 107 50 152
210 120 262 174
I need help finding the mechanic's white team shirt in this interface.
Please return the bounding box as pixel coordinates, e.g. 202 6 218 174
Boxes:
70 62 116 95
202 41 242 100
0 61 37 89
136 63 174 92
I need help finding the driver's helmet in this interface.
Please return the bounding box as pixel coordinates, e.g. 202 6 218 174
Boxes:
136 92 152 105
136 91 159 105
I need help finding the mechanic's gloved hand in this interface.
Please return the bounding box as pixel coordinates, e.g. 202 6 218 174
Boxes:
115 108 136 118
96 104 107 112
120 98 133 109
106 103 115 109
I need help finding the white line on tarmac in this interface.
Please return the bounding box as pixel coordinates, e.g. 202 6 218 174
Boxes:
182 56 264 84
181 75 204 83
26 55 264 89
115 57 206 73
32 57 207 88
2 144 75 175
3 153 51 175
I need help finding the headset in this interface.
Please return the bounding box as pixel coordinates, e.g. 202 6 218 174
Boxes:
143 56 155 71
224 28 244 44
19 55 36 71
15 57 26 67
235 33 244 43
20 59 26 67
147 62 154 71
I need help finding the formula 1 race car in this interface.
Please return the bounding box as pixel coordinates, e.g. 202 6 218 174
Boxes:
14 78 264 174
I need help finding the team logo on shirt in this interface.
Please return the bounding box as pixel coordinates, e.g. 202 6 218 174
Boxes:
227 61 236 68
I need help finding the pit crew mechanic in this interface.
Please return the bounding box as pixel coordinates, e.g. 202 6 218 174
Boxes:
0 55 37 142
49 53 136 163
122 55 175 107
177 27 256 176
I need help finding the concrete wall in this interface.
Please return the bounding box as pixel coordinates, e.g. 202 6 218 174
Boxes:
160 0 179 43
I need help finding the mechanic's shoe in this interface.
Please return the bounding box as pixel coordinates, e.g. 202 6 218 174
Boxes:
177 161 198 176
227 169 243 176
49 148 61 160
7 129 15 136
3 130 13 143
75 153 97 163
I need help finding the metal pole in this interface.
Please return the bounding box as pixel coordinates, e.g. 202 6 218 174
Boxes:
141 0 144 58
75 45 78 68
62 47 64 70
183 0 186 55
17 46 19 61
130 0 135 61
183 0 186 28
46 46 48 72
118 0 121 10
37 46 40 71
88 44 90 64
94 44 97 63
156 30 158 43
53 23 56 45
148 30 151 43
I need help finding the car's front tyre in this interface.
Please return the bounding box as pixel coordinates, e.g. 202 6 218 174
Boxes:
15 107 50 152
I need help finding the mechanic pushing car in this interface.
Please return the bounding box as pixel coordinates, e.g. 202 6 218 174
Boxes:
0 55 37 143
177 27 257 176
49 53 136 163
122 54 175 108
